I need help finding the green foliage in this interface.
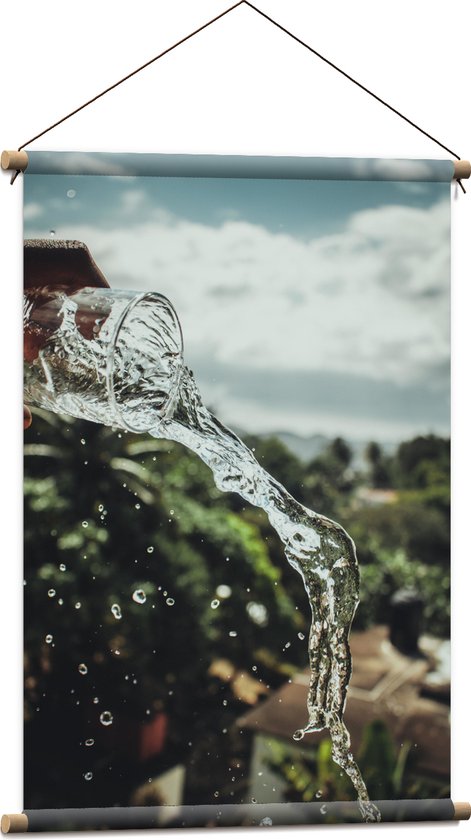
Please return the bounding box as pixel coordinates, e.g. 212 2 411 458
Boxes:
349 499 449 568
24 412 450 808
364 441 393 489
241 435 307 503
357 720 398 800
24 411 303 808
393 435 450 499
353 545 449 635
304 437 355 520
265 721 449 807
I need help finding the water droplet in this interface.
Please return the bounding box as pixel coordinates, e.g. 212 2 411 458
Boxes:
293 729 304 741
229 630 237 638
146 546 154 554
132 589 146 604
135 503 141 510
215 584 232 599
211 599 220 609
59 564 66 572
298 632 305 640
93 697 99 704
166 597 175 606
48 589 56 598
225 556 230 562
82 521 88 528
284 642 291 649
78 663 88 675
49 229 56 237
45 634 53 644
80 438 86 445
84 771 93 781
85 738 94 747
246 601 268 626
320 804 327 815
259 818 272 826
315 790 323 799
75 602 81 609
67 189 76 198
169 509 174 515
58 598 64 605
99 710 113 727
214 791 219 798
98 504 104 512
251 797 257 804
252 665 257 672
111 603 122 620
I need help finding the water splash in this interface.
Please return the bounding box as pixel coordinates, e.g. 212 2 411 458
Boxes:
111 603 122 620
152 367 381 823
24 288 380 821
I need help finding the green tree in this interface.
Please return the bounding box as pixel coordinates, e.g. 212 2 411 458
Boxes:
365 441 392 489
304 437 354 519
24 411 302 808
393 435 450 491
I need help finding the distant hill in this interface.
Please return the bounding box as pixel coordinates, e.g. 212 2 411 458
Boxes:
257 430 330 463
236 428 398 468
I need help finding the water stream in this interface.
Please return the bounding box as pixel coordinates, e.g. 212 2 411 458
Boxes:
153 365 380 823
25 288 381 822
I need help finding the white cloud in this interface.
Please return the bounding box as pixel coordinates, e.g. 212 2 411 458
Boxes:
203 388 449 443
23 202 43 221
25 197 449 390
119 189 149 213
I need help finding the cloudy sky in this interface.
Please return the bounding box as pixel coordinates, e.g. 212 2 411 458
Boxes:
24 167 450 443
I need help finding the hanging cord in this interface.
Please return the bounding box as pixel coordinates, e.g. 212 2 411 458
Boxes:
10 0 465 191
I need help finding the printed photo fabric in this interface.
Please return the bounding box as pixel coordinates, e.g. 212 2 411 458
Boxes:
23 153 451 827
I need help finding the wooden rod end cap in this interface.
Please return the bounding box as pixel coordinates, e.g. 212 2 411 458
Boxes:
453 802 471 821
1 150 29 172
1 814 28 834
453 160 471 180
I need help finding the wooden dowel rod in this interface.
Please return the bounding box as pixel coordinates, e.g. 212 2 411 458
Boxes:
1 801 470 831
1 150 29 173
453 160 471 180
1 814 28 834
453 801 471 820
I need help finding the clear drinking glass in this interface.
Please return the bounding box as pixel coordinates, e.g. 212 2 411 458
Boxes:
24 287 184 433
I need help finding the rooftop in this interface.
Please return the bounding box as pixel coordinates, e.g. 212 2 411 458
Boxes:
237 625 450 780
